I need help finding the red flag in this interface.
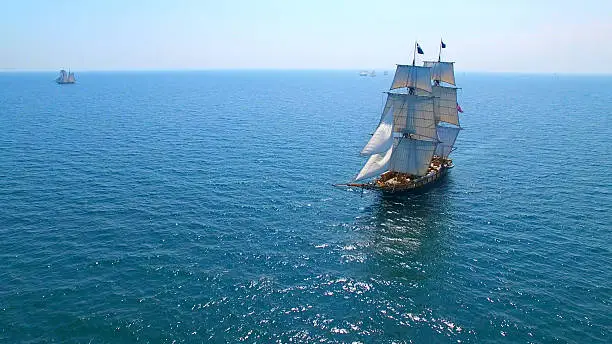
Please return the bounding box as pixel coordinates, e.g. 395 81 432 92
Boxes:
457 103 464 113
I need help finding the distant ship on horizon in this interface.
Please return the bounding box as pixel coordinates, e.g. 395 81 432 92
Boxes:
359 70 377 77
56 70 75 84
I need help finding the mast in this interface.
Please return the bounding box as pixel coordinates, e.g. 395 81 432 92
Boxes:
435 39 442 86
410 41 419 95
427 39 462 159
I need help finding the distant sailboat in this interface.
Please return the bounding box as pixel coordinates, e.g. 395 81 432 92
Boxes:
369 70 376 77
359 70 369 76
56 70 75 84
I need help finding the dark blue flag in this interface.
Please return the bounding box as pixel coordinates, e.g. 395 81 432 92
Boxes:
441 40 446 48
417 43 424 54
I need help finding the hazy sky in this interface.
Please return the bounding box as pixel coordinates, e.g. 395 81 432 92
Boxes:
1 0 611 73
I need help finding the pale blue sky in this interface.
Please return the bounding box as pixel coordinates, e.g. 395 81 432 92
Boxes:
1 0 610 73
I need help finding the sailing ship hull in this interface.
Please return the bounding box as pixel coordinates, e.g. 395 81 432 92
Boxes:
376 165 450 194
342 163 452 194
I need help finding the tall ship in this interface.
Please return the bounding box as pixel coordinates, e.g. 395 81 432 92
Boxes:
56 70 75 84
338 40 463 193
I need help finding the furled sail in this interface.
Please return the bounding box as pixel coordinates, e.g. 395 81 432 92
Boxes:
389 138 437 176
354 147 393 181
432 85 459 125
382 93 436 140
423 61 455 85
361 105 394 156
390 65 432 93
434 126 461 158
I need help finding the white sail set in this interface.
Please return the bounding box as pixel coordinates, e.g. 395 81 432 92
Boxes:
56 70 75 84
354 51 461 182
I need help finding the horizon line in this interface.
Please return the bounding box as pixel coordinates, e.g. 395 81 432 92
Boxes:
0 68 611 76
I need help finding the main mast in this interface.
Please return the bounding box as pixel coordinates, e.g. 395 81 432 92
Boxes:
409 41 419 95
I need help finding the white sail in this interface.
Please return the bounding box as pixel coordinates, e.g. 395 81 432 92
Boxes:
434 126 461 158
432 85 459 125
56 70 67 82
390 65 432 93
382 93 436 140
389 138 437 176
354 147 393 181
423 61 455 85
361 105 394 156
67 72 75 83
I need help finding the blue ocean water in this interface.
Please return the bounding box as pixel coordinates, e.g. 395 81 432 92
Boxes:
0 71 610 343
